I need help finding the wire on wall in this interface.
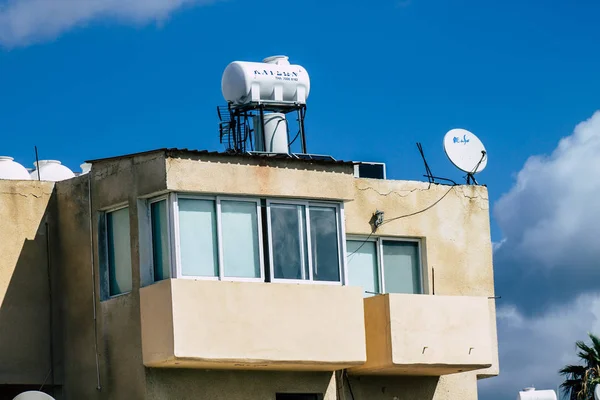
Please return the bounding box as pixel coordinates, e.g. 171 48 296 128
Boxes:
381 185 456 226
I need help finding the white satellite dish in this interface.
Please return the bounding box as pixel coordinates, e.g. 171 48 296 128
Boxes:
12 391 55 400
443 128 488 180
594 384 600 400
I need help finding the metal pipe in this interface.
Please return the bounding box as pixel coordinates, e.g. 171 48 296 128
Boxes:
299 106 307 153
259 104 266 152
87 172 102 391
43 222 55 394
34 146 41 181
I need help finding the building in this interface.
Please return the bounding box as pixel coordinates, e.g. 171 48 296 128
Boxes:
0 147 498 399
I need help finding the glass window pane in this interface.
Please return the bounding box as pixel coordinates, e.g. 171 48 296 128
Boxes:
107 207 132 296
310 206 341 282
270 204 308 280
382 241 421 294
346 240 379 296
151 200 170 281
221 200 261 278
178 199 218 277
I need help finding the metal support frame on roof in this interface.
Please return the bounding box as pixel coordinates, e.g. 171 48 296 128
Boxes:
218 101 308 154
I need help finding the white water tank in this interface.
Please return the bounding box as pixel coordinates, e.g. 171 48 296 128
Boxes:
222 55 310 105
517 388 557 400
30 160 75 182
254 113 288 153
0 156 32 180
13 391 55 400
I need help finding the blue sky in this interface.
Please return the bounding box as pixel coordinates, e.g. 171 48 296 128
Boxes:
2 1 600 398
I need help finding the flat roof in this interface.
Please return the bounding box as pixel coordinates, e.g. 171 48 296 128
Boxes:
86 148 355 167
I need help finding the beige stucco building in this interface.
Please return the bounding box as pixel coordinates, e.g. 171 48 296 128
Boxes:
0 148 498 400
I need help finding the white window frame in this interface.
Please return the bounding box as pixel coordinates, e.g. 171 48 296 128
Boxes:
266 199 346 285
104 203 132 299
148 195 175 282
346 236 425 295
171 194 265 283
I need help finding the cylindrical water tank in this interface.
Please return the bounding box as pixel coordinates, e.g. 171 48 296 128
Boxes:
517 388 557 400
13 391 55 400
30 160 75 182
222 56 310 104
0 156 32 180
254 113 288 153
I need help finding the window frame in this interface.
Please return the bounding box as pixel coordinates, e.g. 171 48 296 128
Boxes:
103 203 133 299
266 199 346 285
171 194 265 283
148 195 176 282
346 236 425 295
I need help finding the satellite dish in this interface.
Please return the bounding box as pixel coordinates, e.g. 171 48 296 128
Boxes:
594 384 600 400
12 391 55 400
443 128 488 181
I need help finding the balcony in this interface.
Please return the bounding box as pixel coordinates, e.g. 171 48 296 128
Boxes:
140 279 366 371
349 294 493 376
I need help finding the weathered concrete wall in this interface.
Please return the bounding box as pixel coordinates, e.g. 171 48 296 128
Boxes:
346 178 499 379
0 180 54 385
50 151 497 399
140 279 366 370
166 154 355 201
52 176 101 400
343 372 478 400
145 369 337 400
53 151 167 400
350 294 493 375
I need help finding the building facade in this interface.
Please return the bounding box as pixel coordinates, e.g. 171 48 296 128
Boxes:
0 149 498 400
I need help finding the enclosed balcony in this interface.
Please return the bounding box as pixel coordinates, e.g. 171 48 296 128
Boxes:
140 279 367 371
349 294 493 376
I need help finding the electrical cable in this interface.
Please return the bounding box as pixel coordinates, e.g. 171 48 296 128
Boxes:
288 129 301 147
347 184 456 264
381 185 456 226
465 150 486 185
346 231 374 260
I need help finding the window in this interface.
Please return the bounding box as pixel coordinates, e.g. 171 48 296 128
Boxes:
174 196 264 280
276 394 323 400
220 200 261 278
106 207 132 297
151 199 171 281
146 194 345 285
267 200 344 283
346 238 423 296
178 198 219 277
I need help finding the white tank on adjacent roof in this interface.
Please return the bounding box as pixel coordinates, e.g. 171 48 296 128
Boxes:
13 391 55 400
0 156 32 180
517 387 557 400
221 55 311 105
30 160 75 182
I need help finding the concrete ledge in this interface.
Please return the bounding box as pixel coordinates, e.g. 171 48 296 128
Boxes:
140 279 367 371
349 294 493 376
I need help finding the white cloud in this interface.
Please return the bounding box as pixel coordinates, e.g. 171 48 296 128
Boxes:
480 294 600 399
0 0 213 48
480 111 600 399
495 111 600 270
492 238 506 252
493 111 600 313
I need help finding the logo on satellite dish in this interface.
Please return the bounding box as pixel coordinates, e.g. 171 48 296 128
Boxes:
453 135 470 145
